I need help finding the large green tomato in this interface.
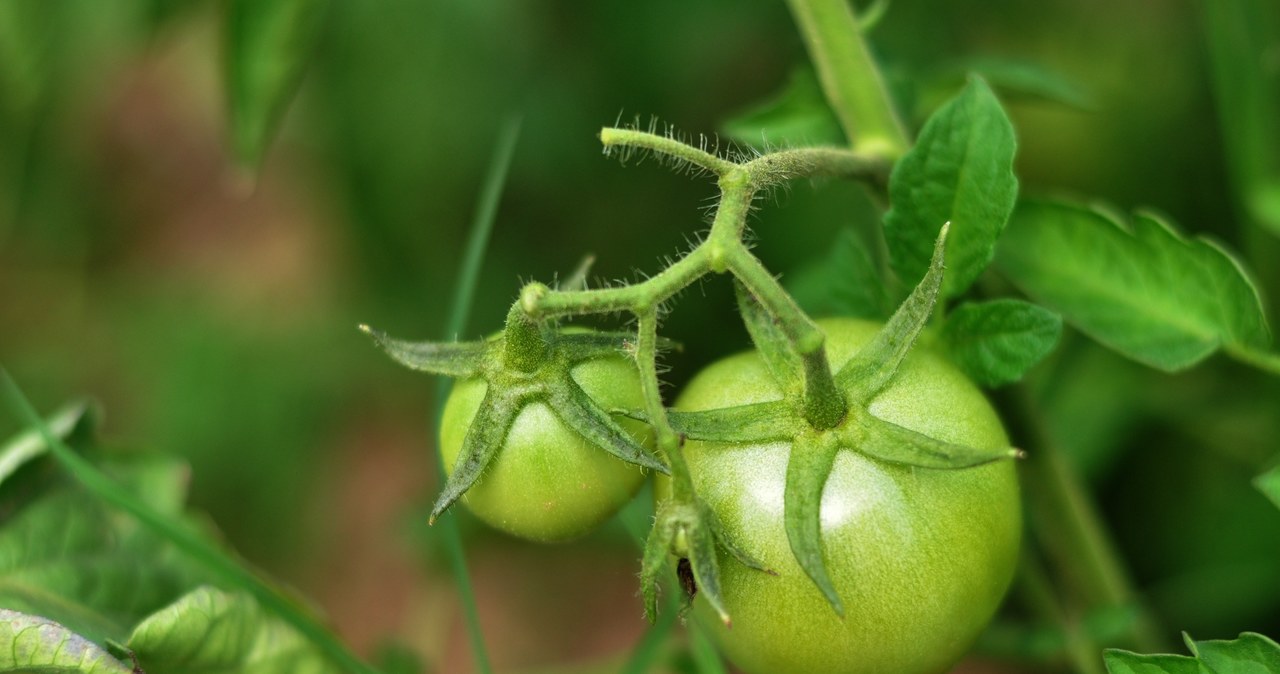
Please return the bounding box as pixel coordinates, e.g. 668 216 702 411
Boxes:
439 345 651 543
670 317 1020 674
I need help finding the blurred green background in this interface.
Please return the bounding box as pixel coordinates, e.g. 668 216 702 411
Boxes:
1 0 1277 671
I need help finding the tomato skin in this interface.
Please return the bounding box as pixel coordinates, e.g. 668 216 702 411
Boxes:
665 317 1020 674
439 352 650 543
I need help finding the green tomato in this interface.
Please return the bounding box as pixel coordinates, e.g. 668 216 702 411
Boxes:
668 317 1020 674
439 342 650 543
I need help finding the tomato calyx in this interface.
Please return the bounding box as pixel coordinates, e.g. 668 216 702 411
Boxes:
361 301 671 524
647 225 1024 616
640 486 775 627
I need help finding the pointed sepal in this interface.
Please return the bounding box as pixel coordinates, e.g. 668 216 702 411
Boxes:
703 501 773 575
735 280 803 396
636 401 798 444
359 325 487 378
783 433 845 616
429 388 520 524
838 223 950 403
850 411 1023 468
548 375 669 474
686 518 731 626
640 511 677 624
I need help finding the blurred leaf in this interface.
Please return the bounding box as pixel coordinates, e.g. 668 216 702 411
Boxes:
0 489 204 645
0 609 132 673
0 0 59 122
940 57 1093 110
998 201 1274 372
721 66 844 149
224 0 330 168
1257 463 1280 510
0 399 94 488
786 224 891 320
1105 632 1280 674
128 586 342 674
940 299 1062 387
1202 0 1280 235
883 76 1018 297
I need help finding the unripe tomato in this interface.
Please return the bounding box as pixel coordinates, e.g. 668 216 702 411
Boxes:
668 317 1020 674
439 344 650 542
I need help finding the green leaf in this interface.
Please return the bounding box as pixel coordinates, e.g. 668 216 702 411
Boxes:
1105 632 1280 674
0 490 205 645
1190 632 1280 673
940 299 1062 387
0 610 132 674
883 76 1018 297
721 66 844 149
1202 0 1280 235
786 224 891 320
997 200 1274 372
1256 463 1280 510
128 586 342 674
224 0 330 168
1103 650 1203 674
0 400 94 489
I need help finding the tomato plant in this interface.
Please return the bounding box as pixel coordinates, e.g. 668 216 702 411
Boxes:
439 344 650 542
665 317 1020 674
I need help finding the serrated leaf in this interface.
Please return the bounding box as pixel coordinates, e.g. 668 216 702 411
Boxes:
0 490 205 645
884 76 1018 297
1257 464 1280 510
1191 632 1280 673
128 586 342 674
786 224 891 320
225 0 330 168
721 66 844 149
1105 632 1280 674
940 299 1062 387
0 610 132 674
997 200 1273 372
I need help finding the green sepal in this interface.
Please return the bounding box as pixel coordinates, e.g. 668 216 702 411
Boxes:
702 500 773 575
549 374 669 474
783 433 844 616
359 325 486 378
838 223 949 402
650 401 798 444
555 331 679 364
685 518 730 626
735 280 803 397
639 511 677 624
429 388 521 524
849 410 1023 468
0 609 133 673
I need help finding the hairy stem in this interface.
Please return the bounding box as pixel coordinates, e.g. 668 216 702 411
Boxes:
784 0 910 159
635 310 694 500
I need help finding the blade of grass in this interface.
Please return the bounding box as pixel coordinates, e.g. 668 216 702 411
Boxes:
431 114 522 674
0 369 381 674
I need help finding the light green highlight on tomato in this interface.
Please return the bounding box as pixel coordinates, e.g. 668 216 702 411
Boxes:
664 317 1020 674
440 355 651 543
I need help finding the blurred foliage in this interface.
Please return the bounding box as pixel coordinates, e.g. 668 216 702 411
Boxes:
1 0 1278 671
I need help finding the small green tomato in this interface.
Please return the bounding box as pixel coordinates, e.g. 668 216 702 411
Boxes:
668 317 1020 674
439 343 650 543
